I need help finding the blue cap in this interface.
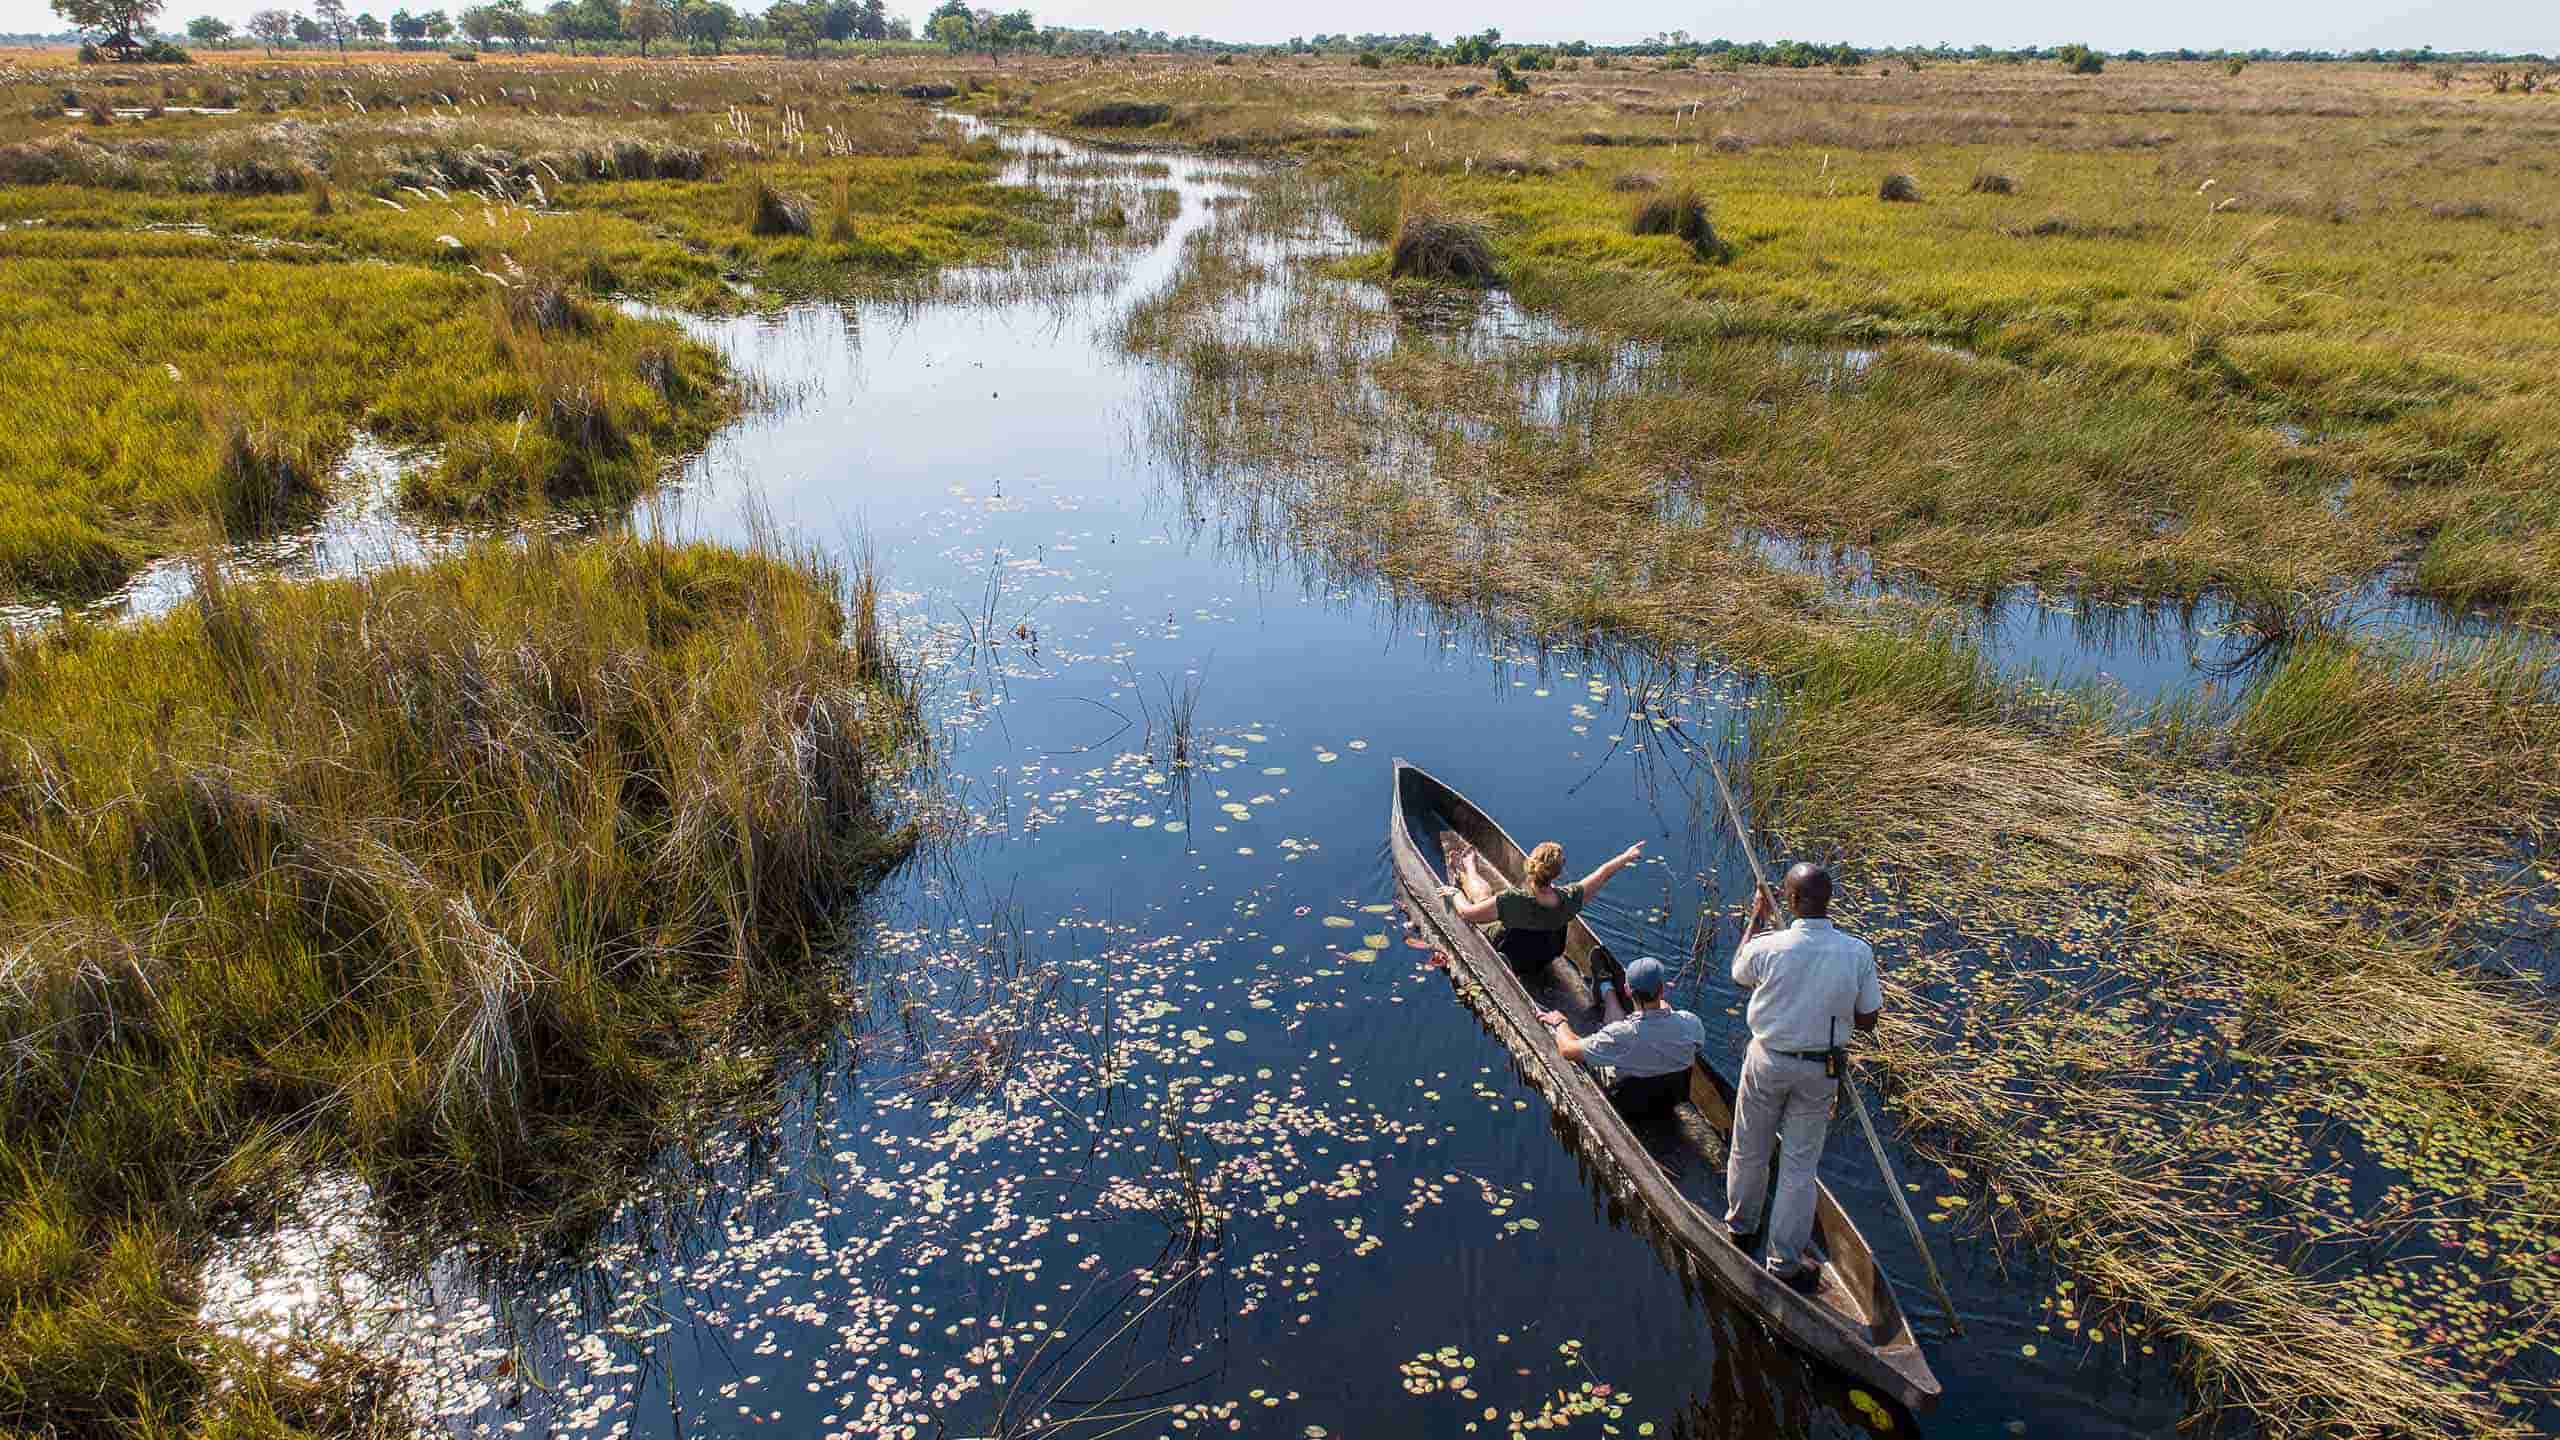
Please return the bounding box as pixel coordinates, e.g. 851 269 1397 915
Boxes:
1625 957 1666 998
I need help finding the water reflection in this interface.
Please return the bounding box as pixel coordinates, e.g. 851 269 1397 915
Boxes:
1745 528 2559 709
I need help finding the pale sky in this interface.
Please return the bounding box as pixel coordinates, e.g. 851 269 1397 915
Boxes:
3 0 2541 57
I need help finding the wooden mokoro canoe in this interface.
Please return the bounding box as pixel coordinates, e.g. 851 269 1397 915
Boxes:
1388 759 1941 1412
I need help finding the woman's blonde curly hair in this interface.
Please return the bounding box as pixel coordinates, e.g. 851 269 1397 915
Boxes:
1524 841 1565 887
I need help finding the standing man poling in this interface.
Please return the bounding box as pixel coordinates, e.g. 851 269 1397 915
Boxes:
1722 862 1882 1295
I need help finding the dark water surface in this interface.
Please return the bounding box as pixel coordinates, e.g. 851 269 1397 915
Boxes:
205 123 2233 1440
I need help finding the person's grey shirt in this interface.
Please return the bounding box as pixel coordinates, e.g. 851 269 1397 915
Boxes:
1581 1006 1706 1079
1731 917 1881 1053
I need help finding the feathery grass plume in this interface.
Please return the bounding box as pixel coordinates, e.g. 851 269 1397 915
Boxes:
742 176 813 237
1389 195 1499 285
1629 185 1725 260
1878 172 1922 202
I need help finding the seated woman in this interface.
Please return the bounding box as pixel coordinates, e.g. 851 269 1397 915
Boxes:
1440 836 1645 983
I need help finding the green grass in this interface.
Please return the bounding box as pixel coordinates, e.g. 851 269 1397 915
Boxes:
575 152 1044 294
0 228 727 593
0 59 1064 603
0 531 917 1438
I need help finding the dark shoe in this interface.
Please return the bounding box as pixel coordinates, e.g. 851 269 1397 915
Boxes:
1725 1224 1762 1253
1775 1264 1824 1296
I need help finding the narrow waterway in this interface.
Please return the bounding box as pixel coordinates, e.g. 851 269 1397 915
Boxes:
194 117 2557 1438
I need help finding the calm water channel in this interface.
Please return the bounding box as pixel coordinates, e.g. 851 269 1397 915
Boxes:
200 117 2518 1440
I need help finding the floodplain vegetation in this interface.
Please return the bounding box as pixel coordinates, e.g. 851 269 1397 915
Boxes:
1038 51 2560 1440
994 51 2560 620
0 51 1053 602
0 531 919 1438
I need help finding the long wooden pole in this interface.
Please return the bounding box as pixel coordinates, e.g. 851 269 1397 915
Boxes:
1699 731 1965 1335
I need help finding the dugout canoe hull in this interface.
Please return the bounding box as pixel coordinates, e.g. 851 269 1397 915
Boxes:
1388 759 1940 1412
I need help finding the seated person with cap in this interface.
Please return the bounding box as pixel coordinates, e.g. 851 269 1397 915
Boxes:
1536 957 1704 1122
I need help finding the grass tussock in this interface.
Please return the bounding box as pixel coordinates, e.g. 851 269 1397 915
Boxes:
1966 170 2018 195
1069 99 1174 129
0 530 917 1438
743 175 814 237
1877 171 1922 202
1389 196 1499 285
1628 185 1726 261
209 417 323 540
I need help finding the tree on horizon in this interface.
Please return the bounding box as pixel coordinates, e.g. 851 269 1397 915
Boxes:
48 0 163 57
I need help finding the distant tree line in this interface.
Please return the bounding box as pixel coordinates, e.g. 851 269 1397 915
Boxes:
32 0 2560 70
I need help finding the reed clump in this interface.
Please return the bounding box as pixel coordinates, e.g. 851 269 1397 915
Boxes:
1629 185 1726 260
0 531 919 1438
209 418 323 539
743 175 814 237
1877 171 1922 202
1389 196 1499 285
502 276 595 336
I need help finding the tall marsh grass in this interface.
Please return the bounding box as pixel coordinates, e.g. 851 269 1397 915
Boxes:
0 530 917 1437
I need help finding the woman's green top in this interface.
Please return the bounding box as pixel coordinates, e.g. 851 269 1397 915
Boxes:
1494 882 1585 933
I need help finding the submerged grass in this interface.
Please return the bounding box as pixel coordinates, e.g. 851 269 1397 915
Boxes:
0 529 918 1438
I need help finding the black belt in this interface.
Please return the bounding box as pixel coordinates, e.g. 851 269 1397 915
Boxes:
1770 1046 1839 1064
